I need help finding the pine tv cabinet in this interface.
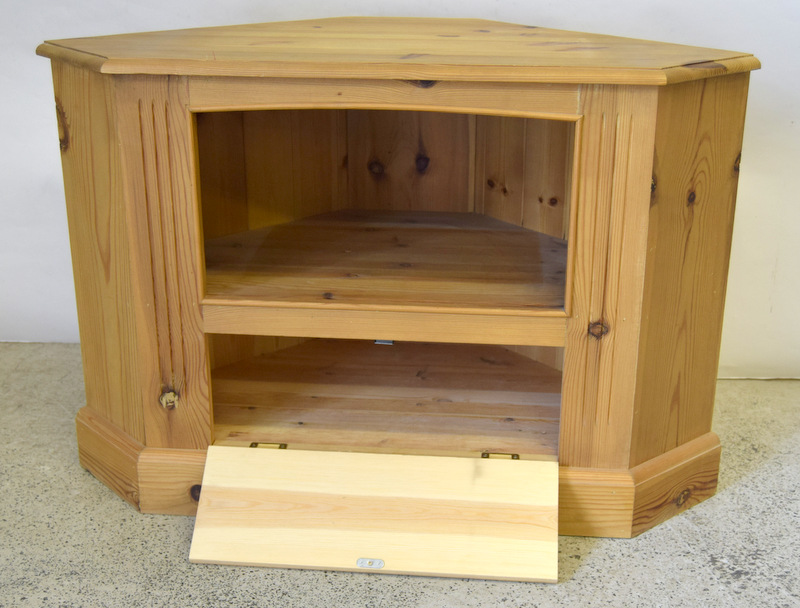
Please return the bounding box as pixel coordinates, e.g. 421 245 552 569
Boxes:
39 17 758 580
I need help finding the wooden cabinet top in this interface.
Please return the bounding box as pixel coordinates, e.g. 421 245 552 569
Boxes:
38 16 758 85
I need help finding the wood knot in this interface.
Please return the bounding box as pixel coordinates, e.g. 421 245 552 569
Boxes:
548 197 559 207
651 176 657 194
415 154 430 174
675 488 692 507
405 80 438 88
687 191 697 206
190 484 202 502
55 99 69 153
588 321 610 340
159 390 179 410
734 152 741 174
487 179 496 189
367 159 385 177
322 292 335 299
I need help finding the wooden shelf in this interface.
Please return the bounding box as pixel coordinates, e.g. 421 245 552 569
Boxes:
204 210 567 313
212 339 561 460
202 210 569 344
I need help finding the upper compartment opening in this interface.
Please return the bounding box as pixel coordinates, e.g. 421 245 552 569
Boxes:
196 108 575 318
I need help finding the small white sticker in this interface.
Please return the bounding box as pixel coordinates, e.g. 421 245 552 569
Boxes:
356 558 385 569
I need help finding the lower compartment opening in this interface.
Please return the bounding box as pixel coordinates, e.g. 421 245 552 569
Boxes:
208 335 562 461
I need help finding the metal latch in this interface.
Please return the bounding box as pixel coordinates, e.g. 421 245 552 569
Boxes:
481 452 520 460
357 558 384 569
249 442 287 449
374 340 394 345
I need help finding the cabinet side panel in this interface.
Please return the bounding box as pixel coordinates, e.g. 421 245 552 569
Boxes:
630 74 750 466
560 85 658 469
51 62 145 442
114 76 211 449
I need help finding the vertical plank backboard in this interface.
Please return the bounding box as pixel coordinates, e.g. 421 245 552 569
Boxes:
244 109 348 228
474 115 526 224
195 111 249 240
347 110 471 212
522 119 573 240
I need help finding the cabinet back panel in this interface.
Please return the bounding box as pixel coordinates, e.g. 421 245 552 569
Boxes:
475 116 572 240
346 110 473 212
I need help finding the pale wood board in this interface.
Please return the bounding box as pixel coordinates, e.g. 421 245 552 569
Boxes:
190 446 558 581
38 17 758 85
212 339 561 458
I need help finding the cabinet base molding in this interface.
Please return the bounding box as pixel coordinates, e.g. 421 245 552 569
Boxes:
560 433 721 537
76 407 142 509
76 408 719 536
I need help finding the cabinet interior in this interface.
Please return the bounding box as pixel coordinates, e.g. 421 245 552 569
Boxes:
197 108 572 460
196 108 575 315
208 335 562 460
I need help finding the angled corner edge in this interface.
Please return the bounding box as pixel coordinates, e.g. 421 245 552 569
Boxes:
75 406 144 510
630 432 722 536
559 468 636 538
37 42 109 72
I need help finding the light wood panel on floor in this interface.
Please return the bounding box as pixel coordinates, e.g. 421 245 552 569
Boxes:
190 446 558 581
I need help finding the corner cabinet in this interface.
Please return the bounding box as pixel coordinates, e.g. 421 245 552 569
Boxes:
39 17 758 581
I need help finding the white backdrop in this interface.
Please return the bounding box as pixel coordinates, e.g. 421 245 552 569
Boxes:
2 0 798 377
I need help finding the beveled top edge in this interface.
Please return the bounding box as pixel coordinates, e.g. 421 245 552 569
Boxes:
37 16 760 85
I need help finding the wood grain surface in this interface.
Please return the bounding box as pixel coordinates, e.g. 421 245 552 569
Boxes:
38 17 758 85
630 74 751 466
190 446 558 581
212 339 561 458
204 210 568 313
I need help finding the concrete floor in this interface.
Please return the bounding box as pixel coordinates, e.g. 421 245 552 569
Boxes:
0 342 798 607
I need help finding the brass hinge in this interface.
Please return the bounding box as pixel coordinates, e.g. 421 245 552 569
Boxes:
481 452 520 460
249 442 288 449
